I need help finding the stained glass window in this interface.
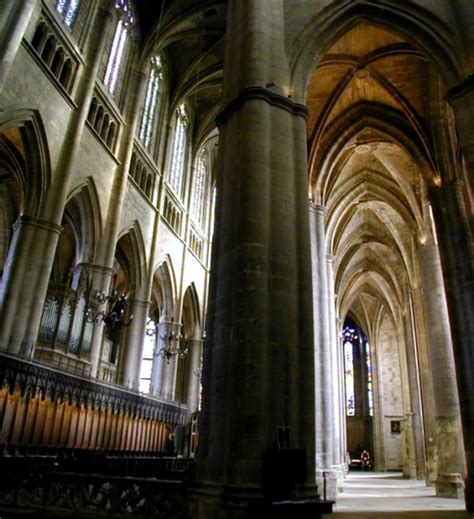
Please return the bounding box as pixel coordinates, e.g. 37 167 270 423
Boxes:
168 104 188 196
103 1 134 95
343 327 356 416
139 55 163 148
192 149 208 226
365 339 373 416
56 0 80 27
343 323 374 418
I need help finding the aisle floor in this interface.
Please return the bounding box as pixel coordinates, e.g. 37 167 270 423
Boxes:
323 472 472 518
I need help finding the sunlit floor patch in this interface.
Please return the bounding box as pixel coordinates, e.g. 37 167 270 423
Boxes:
322 472 471 518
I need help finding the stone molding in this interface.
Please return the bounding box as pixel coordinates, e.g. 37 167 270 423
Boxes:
13 215 62 235
74 262 116 277
446 74 474 103
308 201 326 215
216 85 309 127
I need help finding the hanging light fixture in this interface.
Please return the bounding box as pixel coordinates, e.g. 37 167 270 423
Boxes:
147 318 187 363
86 289 134 328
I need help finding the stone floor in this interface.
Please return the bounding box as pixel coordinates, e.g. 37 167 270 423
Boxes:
323 472 472 518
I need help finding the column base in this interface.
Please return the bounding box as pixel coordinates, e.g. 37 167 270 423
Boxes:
332 464 345 492
190 482 326 519
435 473 464 499
316 469 338 501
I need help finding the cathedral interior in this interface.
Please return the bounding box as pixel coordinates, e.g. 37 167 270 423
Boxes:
0 0 473 517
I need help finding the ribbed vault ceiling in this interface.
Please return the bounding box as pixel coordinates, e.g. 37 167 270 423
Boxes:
308 21 440 337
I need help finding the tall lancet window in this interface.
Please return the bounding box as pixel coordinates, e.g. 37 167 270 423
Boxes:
192 148 208 227
103 0 134 95
168 104 188 196
56 0 80 27
343 325 356 417
343 322 374 417
365 339 374 416
139 55 163 149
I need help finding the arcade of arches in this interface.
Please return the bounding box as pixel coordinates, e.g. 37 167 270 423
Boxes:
0 1 472 517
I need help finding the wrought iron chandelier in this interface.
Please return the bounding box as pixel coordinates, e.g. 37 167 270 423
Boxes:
147 318 187 363
86 289 134 328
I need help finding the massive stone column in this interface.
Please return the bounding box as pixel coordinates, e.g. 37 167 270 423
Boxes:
309 204 336 499
0 216 61 355
336 317 348 473
326 255 344 486
0 0 35 92
0 2 113 356
402 289 427 480
193 1 318 515
447 76 474 198
117 299 150 390
411 285 439 484
87 265 116 378
185 338 203 416
418 238 465 497
430 179 474 510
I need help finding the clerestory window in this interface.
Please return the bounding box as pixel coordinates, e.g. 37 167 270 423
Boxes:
56 0 80 27
103 0 134 95
168 104 188 196
139 55 163 149
192 148 208 227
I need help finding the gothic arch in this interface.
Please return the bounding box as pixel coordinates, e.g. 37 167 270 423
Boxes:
65 180 102 262
0 109 52 217
115 223 147 295
152 257 177 321
338 271 401 332
182 283 202 340
290 0 463 101
325 173 420 249
0 135 25 277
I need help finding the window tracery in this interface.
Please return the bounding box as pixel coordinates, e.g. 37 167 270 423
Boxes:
168 104 188 196
139 55 163 149
192 148 208 227
103 0 134 95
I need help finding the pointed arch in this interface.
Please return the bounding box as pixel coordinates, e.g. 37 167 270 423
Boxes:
152 256 177 321
66 179 102 263
182 283 202 340
325 169 421 250
0 109 52 216
290 0 463 101
116 222 147 295
338 271 401 331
